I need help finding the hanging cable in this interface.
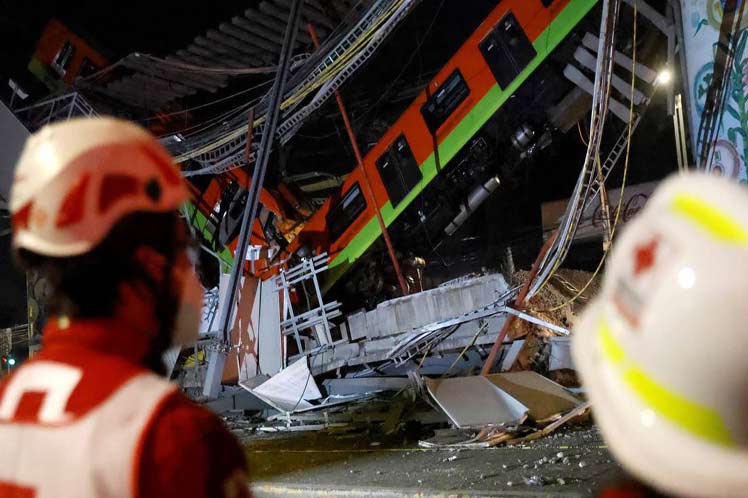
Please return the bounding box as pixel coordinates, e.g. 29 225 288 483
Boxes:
529 0 639 314
173 0 411 164
145 79 274 124
528 0 622 298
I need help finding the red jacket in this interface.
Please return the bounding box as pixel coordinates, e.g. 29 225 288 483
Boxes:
0 318 250 498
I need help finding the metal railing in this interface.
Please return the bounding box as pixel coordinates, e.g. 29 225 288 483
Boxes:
14 92 97 131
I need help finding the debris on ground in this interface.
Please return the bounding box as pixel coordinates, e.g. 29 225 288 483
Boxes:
213 265 599 455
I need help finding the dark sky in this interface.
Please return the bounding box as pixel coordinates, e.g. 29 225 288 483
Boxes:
1 0 256 91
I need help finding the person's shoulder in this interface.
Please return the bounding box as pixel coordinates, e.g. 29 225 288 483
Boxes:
137 391 250 497
149 390 238 441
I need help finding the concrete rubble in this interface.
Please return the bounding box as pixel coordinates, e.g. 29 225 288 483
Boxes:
203 264 598 453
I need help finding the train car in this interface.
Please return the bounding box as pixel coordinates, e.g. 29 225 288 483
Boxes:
189 0 599 295
28 19 108 91
280 0 598 283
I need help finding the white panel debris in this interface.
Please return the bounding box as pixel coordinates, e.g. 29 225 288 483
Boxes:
246 357 322 413
501 340 525 371
486 372 580 421
549 337 574 371
424 376 528 428
258 278 283 376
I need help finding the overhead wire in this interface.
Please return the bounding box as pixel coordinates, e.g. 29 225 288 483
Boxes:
135 54 280 75
160 102 254 139
354 0 445 127
145 78 274 124
176 3 399 159
577 120 588 146
173 0 409 163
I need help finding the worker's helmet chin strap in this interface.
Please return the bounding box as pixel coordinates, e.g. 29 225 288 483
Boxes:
139 254 178 376
135 243 203 376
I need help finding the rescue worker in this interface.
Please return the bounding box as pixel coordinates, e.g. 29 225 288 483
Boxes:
0 117 250 498
573 173 748 498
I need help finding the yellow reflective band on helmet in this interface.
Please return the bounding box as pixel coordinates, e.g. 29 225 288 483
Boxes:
671 193 748 244
598 320 735 446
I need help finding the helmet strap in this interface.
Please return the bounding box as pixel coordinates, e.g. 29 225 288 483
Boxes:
129 246 179 376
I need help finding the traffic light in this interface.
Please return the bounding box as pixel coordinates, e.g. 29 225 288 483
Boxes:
1 355 16 368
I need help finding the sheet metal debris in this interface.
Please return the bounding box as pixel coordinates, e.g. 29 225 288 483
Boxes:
486 371 580 421
209 265 598 453
424 375 528 428
244 357 322 412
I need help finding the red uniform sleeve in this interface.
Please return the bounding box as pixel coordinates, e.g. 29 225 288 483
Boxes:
136 392 251 498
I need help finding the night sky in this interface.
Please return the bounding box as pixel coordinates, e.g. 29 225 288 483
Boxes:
1 0 258 96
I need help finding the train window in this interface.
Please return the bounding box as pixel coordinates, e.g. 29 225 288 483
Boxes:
217 184 246 246
327 182 367 241
78 57 99 78
52 41 76 76
375 134 421 208
421 69 470 134
478 11 536 90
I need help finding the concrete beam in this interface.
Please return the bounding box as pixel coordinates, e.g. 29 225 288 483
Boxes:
186 43 256 68
106 77 176 99
563 64 631 123
205 390 270 412
274 0 335 29
162 56 228 83
244 8 314 45
322 377 411 396
194 36 259 62
125 57 224 91
573 47 646 104
187 45 251 69
622 0 672 35
231 18 292 48
327 0 351 20
129 73 194 96
582 33 658 83
124 65 210 91
175 50 242 70
259 1 329 36
218 22 279 54
101 86 170 110
207 29 272 63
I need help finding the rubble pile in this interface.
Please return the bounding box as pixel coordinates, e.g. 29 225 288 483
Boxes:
215 264 599 452
507 269 600 380
510 269 600 338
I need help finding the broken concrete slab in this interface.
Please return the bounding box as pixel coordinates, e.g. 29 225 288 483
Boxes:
424 375 528 428
346 273 510 341
322 377 411 396
206 388 271 413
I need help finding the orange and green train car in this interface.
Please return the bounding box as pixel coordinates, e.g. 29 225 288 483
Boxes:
191 0 599 288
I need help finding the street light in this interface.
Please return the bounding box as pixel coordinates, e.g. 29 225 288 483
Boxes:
656 69 672 85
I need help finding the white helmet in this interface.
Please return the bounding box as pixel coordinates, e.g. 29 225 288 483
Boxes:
10 117 189 257
573 173 748 498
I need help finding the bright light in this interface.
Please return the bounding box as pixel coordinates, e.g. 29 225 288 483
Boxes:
8 358 16 366
656 69 672 85
640 409 656 428
677 267 696 289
